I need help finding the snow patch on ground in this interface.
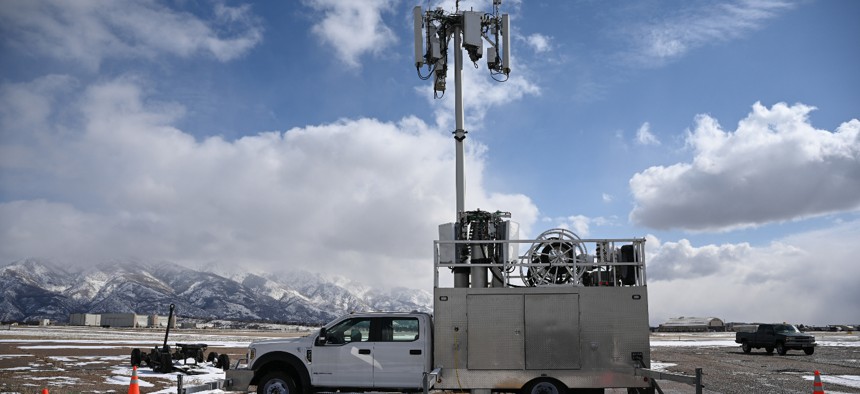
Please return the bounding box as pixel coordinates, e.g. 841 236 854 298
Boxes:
803 374 860 389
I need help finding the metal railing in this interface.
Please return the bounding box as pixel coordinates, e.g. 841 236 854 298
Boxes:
433 237 647 288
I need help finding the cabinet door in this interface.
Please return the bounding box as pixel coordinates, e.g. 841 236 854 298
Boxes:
525 293 581 369
467 294 524 369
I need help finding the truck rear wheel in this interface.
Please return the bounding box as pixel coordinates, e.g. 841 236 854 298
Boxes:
257 371 297 394
741 341 751 353
523 378 567 394
776 342 787 355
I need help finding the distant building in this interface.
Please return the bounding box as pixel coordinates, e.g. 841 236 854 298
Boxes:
148 314 175 328
69 313 102 326
100 313 148 328
658 316 725 332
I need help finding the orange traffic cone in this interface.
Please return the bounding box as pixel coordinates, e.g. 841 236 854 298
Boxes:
813 370 825 394
128 365 140 394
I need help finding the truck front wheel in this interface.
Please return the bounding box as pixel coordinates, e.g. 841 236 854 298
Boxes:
523 378 567 394
257 371 297 394
741 341 751 353
804 347 815 355
776 342 787 356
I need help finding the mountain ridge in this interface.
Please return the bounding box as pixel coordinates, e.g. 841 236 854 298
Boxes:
0 258 432 324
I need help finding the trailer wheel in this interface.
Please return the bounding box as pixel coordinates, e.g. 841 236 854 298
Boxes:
131 348 142 367
776 342 787 355
217 354 230 370
158 352 173 373
523 378 567 394
257 371 296 394
207 351 219 363
741 341 751 353
804 347 815 355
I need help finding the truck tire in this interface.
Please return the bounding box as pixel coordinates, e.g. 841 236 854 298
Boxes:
257 371 297 394
765 347 774 354
804 347 815 355
523 378 567 394
776 342 787 355
741 341 751 353
207 351 219 363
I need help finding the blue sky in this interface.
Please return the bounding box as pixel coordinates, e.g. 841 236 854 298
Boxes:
1 0 858 325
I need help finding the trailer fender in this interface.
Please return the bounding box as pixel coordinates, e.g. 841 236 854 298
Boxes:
251 351 311 394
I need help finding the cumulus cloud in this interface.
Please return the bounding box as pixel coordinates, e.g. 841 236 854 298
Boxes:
524 33 552 53
623 0 795 67
0 77 538 289
304 0 397 68
630 102 860 231
635 122 660 145
646 220 860 325
0 1 263 71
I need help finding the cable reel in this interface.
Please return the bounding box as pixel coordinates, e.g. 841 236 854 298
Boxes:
521 228 587 286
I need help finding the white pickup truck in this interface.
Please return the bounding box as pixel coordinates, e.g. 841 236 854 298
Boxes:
227 312 433 393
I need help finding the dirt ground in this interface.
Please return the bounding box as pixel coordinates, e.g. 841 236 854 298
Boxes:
1 327 858 393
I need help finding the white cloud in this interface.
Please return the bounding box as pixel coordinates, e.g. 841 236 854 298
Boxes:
0 77 538 290
423 58 540 132
630 102 860 231
635 122 661 145
646 220 860 325
0 1 262 71
624 1 795 67
525 33 552 53
602 193 613 203
305 0 397 68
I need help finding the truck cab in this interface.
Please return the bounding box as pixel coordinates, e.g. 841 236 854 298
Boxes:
228 312 432 393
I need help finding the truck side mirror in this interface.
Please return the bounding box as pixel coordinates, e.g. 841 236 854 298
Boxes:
315 328 327 346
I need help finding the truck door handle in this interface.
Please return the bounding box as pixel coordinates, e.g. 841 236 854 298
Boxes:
358 349 371 355
410 349 422 355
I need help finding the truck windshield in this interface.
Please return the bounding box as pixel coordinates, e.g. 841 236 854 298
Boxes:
774 324 800 333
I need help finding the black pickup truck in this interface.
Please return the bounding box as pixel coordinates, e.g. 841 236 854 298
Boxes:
735 323 816 355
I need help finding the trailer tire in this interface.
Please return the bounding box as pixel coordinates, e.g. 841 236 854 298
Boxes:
159 352 173 373
522 378 567 394
131 348 142 367
217 354 231 370
257 371 297 394
207 351 219 363
741 341 751 353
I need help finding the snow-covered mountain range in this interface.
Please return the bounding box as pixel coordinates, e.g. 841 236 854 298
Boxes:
0 258 432 324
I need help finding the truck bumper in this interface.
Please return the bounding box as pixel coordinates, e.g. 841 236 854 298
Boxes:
224 368 254 392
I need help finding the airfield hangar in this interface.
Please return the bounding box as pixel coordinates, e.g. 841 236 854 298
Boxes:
658 316 725 332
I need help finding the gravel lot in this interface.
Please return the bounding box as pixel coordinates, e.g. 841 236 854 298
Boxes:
0 327 857 393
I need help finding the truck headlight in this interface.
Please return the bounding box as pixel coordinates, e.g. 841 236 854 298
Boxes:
249 347 256 360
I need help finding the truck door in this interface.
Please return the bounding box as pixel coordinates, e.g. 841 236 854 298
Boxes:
312 317 373 387
372 317 426 389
